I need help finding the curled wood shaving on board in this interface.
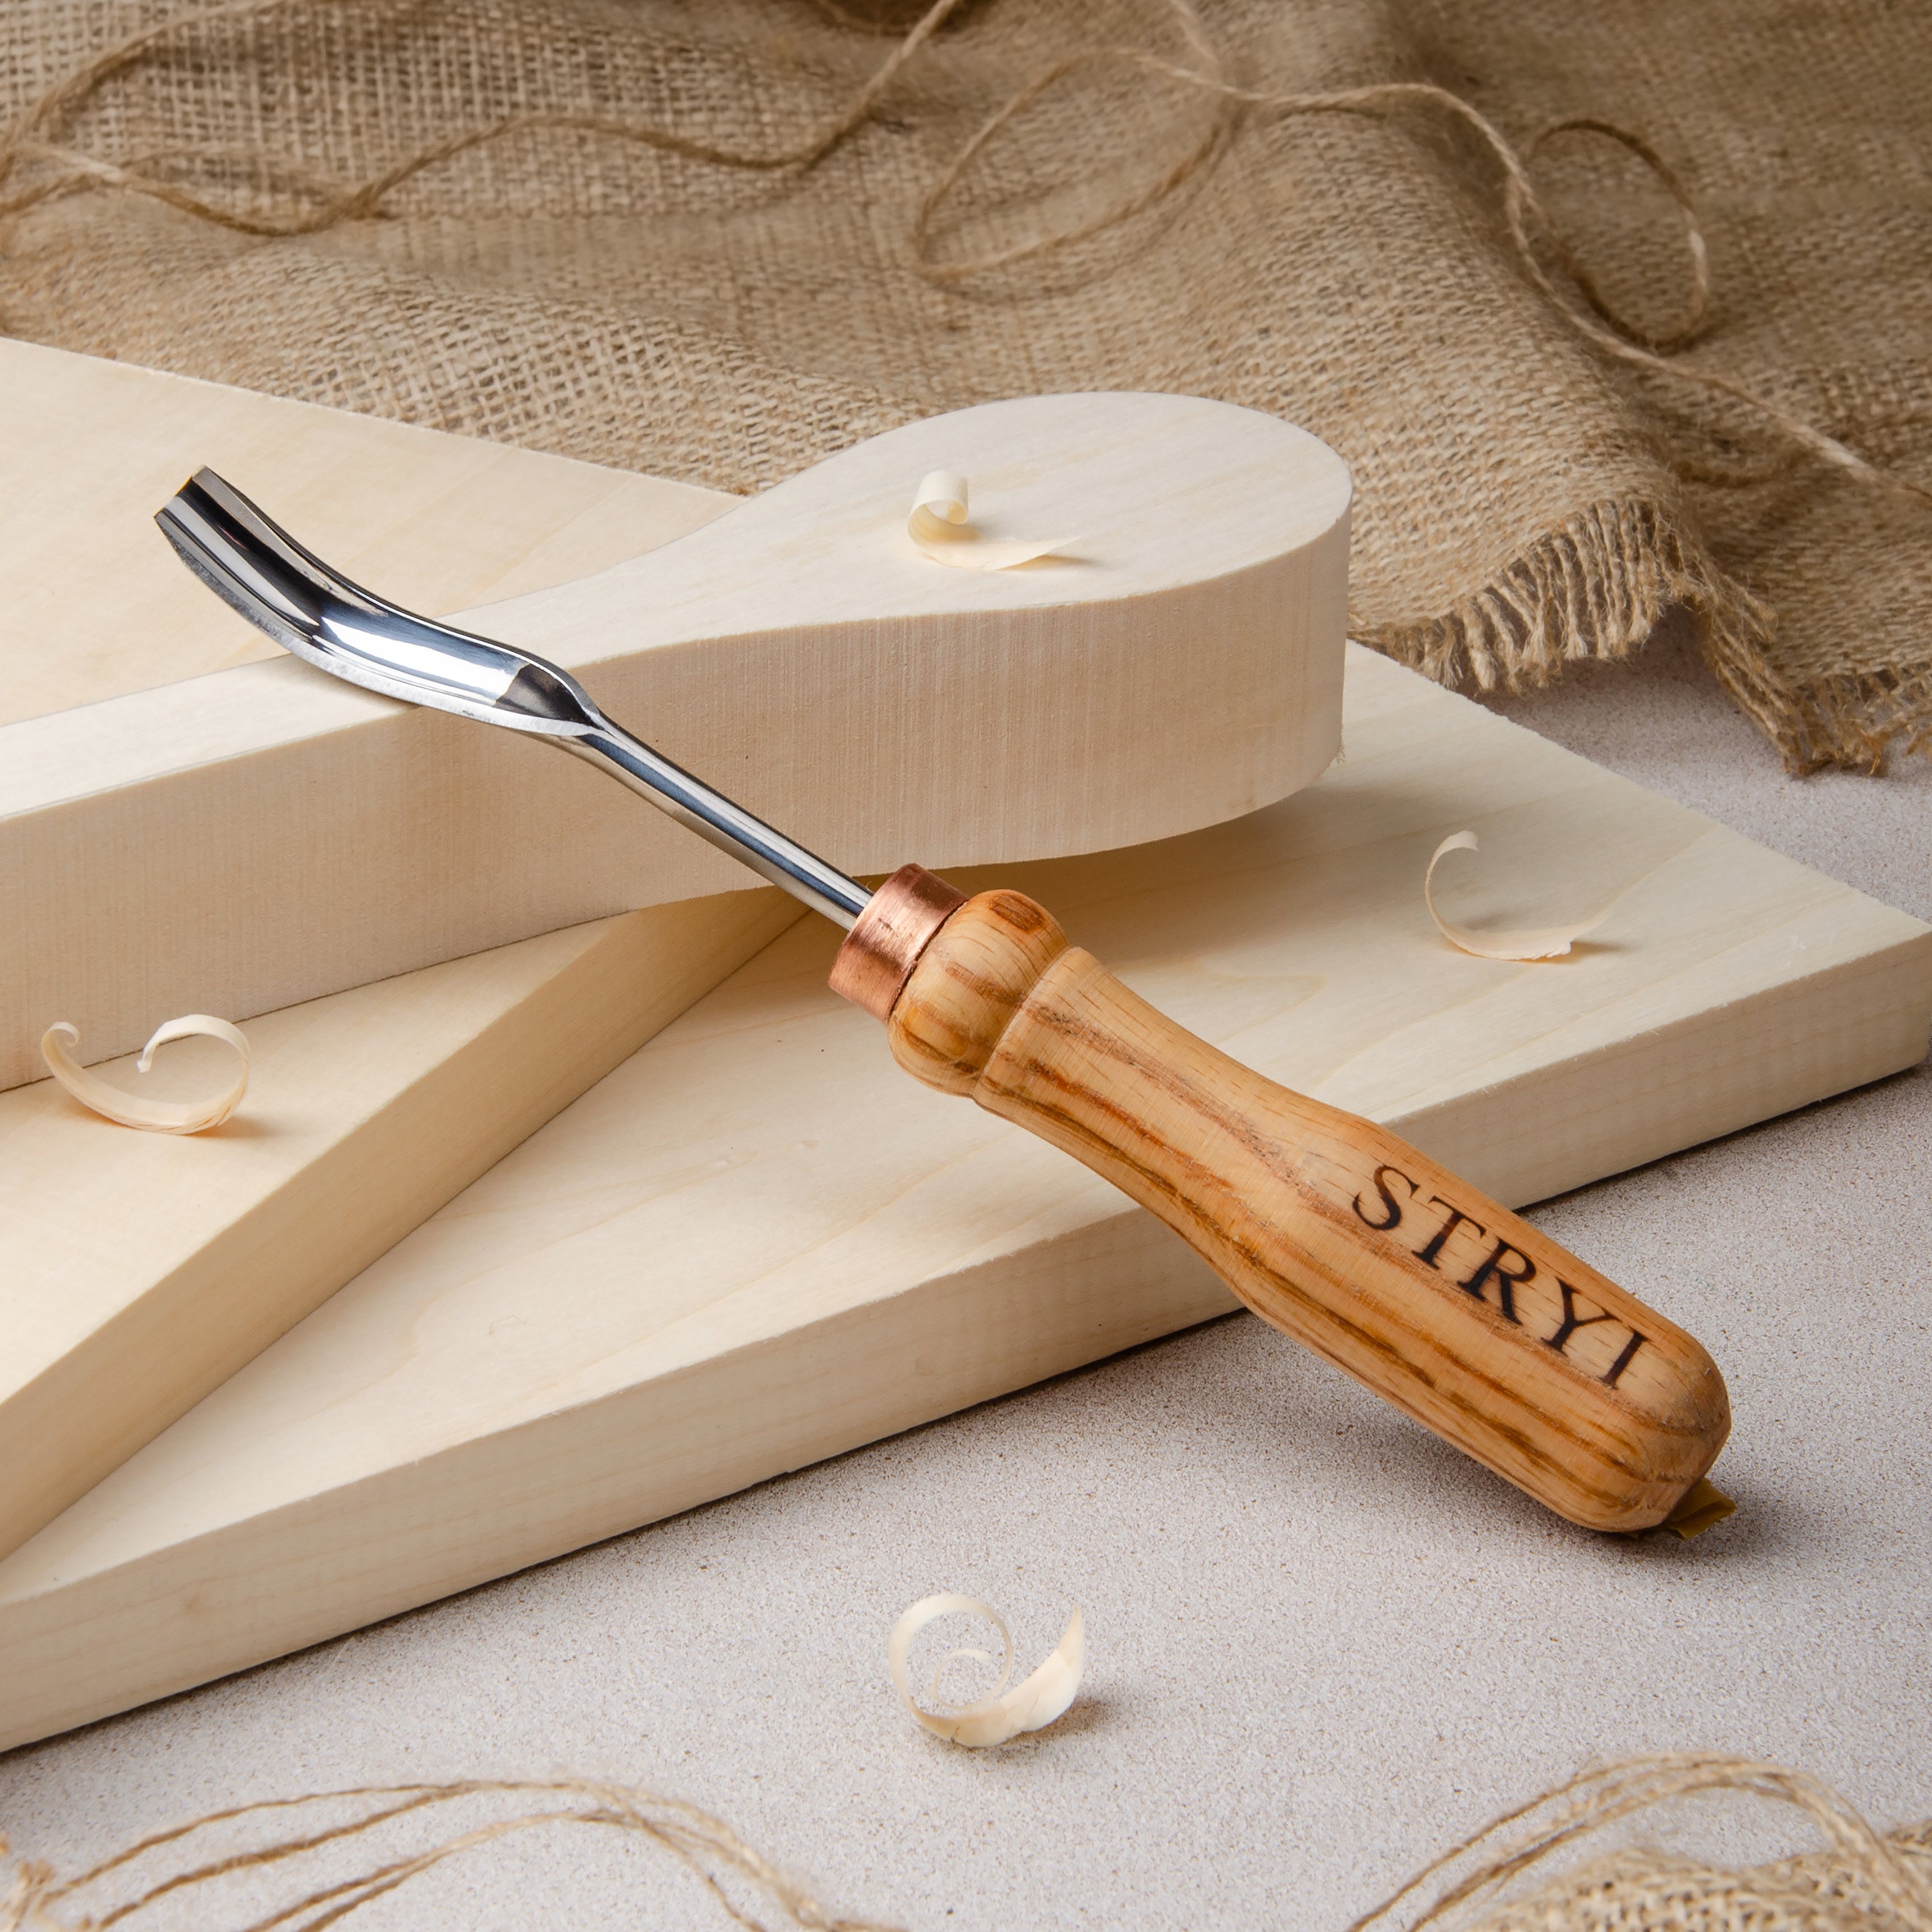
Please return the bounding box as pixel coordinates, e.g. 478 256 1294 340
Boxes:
888 1594 1085 1747
1424 832 1606 962
40 1015 250 1133
907 470 1071 570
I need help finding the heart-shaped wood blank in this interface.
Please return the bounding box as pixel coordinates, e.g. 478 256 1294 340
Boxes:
0 387 1349 1090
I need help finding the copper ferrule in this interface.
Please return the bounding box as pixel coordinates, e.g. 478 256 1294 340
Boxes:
828 864 968 1021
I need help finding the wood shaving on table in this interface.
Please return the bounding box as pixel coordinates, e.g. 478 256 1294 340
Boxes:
39 1015 249 1133
888 1594 1085 1747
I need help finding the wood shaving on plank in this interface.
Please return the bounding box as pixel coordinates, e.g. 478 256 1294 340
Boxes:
888 1594 1084 1747
40 1015 249 1133
907 470 1071 570
1425 831 1607 961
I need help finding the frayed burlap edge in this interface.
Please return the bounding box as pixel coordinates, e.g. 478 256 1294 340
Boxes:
1348 492 1913 775
1459 1821 1932 1932
1354 497 1750 693
1764 665 1932 777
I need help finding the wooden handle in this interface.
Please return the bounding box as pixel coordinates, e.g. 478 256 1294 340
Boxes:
839 880 1729 1532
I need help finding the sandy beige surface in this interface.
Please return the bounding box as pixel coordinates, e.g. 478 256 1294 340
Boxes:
0 622 1926 1931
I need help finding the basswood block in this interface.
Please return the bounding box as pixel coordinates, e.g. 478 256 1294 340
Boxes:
0 353 801 1564
0 378 1351 1090
0 337 731 729
1 645 1923 1750
0 889 799 1562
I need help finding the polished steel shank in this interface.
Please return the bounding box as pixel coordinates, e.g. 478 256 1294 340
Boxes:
156 469 871 928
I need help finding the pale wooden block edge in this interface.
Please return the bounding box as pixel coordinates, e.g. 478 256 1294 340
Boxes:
0 888 801 1563
1395 931 1932 1203
1 917 1925 1749
1 393 1350 1092
0 1212 1225 1753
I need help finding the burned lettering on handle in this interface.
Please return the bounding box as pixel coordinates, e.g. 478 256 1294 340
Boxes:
1545 1280 1619 1354
1352 1165 1494 1280
1413 1199 1484 1270
1602 1329 1648 1387
1543 1279 1647 1384
1337 1157 1650 1384
1459 1238 1532 1324
1351 1163 1411 1232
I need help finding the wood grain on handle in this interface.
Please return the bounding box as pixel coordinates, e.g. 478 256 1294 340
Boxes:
876 887 1730 1532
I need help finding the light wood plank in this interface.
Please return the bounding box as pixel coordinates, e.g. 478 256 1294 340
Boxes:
0 356 802 1565
0 338 732 726
0 376 1351 1091
1 645 1923 1750
0 888 800 1561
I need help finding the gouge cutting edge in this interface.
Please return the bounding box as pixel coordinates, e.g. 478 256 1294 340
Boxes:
158 468 1731 1535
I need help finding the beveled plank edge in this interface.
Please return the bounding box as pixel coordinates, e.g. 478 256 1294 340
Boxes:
0 888 802 1567
1400 929 1932 1206
1 922 1925 1749
0 1214 1227 1752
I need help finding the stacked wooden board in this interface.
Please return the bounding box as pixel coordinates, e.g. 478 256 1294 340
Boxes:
0 891 799 1558
0 352 1349 1089
1 349 1351 1564
1 342 1927 1751
1 642 1927 1748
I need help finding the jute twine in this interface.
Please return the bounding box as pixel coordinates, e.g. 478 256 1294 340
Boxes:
18 0 1884 502
0 1777 901 1932
1355 1754 1932 1932
1 1756 1926 1931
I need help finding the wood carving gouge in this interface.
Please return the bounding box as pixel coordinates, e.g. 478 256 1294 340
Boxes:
158 468 1732 1535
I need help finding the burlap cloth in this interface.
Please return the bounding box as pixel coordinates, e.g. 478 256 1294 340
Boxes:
1 0 1928 769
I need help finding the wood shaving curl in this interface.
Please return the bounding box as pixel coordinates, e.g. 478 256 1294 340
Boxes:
888 1594 1084 1747
1424 832 1605 962
907 470 1071 570
40 1015 250 1133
